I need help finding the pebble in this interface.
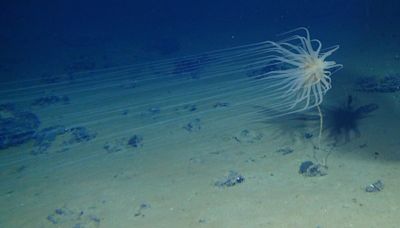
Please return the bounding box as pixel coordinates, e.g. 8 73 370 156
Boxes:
128 135 143 148
214 171 245 187
365 180 384 192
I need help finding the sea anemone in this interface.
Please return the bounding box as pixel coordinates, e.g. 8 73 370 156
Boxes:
251 28 343 117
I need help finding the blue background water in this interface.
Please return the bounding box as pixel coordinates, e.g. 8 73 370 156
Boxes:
2 0 399 67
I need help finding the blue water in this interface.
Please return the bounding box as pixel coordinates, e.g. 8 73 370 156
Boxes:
1 1 400 227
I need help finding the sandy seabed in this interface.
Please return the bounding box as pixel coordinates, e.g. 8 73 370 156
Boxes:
1 35 400 228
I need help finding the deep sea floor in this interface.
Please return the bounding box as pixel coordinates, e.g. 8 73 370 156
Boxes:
1 30 400 228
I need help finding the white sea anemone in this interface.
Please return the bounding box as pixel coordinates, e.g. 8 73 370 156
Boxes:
253 27 343 116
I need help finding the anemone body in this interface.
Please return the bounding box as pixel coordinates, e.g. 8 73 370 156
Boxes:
253 28 343 116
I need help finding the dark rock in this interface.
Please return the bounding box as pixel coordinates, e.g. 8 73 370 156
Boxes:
128 135 143 148
31 95 70 107
68 127 97 143
134 202 151 217
47 215 58 224
299 161 327 177
215 171 245 187
233 129 263 143
183 104 197 112
183 118 202 132
276 147 294 155
304 132 313 139
213 102 230 108
35 126 67 143
47 206 100 227
365 180 384 192
0 104 40 149
32 126 68 154
88 215 101 223
55 208 65 215
103 139 125 153
198 219 206 223
356 75 400 93
299 161 314 174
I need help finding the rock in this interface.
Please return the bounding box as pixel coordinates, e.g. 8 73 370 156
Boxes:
46 206 101 227
299 161 327 177
31 95 70 107
304 132 313 139
103 139 125 153
356 75 400 93
68 127 97 143
182 104 197 112
233 129 263 143
183 118 202 132
365 180 384 192
299 161 314 173
213 102 230 108
128 135 143 148
31 125 68 155
0 104 40 149
276 147 294 155
214 171 245 187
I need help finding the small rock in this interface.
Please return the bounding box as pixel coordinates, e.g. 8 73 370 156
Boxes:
128 135 143 148
31 95 70 107
183 118 201 132
0 104 41 149
215 171 245 187
68 127 97 143
365 180 384 192
103 139 125 153
233 129 263 143
183 104 197 112
213 102 230 108
299 161 327 177
304 133 313 139
276 147 294 155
